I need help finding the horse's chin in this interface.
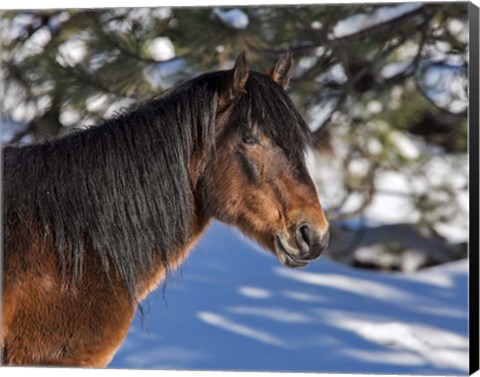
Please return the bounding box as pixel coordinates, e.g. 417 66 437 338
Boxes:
273 233 310 268
276 251 310 268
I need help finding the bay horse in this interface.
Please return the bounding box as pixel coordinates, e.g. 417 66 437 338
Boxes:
1 51 329 367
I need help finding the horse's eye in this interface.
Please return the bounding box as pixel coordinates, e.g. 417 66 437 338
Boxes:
242 135 258 145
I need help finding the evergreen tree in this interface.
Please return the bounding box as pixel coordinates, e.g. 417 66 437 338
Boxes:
0 3 469 269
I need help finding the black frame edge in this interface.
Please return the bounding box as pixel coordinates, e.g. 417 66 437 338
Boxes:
469 1 480 375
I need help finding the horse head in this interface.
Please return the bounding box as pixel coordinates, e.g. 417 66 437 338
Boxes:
199 51 329 268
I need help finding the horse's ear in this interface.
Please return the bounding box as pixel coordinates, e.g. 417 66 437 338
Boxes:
219 51 249 111
267 49 293 89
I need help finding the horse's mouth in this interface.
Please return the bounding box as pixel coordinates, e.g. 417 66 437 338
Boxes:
274 233 310 268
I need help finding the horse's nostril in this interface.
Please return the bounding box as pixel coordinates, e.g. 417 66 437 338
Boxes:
300 225 313 246
296 223 315 249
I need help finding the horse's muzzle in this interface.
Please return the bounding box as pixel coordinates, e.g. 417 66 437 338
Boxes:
274 223 329 268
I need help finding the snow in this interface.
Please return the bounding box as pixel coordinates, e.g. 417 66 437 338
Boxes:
143 58 191 88
307 99 339 132
146 37 176 61
3 13 36 43
106 7 173 34
388 130 421 159
447 18 468 44
307 123 468 245
56 34 88 67
381 61 411 79
330 3 424 39
1 117 28 142
109 222 468 374
366 100 383 114
86 94 110 113
358 155 468 241
59 106 82 127
12 26 51 62
90 50 121 71
48 11 70 31
212 8 249 30
311 20 322 30
291 46 326 81
418 62 468 114
316 63 348 85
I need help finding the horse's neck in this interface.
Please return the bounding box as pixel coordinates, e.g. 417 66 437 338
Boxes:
135 200 212 302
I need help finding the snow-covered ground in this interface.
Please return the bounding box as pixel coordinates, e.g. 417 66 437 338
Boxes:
110 222 468 375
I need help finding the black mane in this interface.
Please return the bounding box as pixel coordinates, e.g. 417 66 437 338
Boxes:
236 71 310 161
3 69 309 299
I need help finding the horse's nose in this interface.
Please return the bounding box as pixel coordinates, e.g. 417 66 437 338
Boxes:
294 222 329 258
